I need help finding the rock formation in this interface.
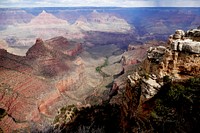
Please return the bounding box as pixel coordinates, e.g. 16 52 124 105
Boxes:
0 36 86 132
186 28 200 41
119 27 200 132
130 28 200 99
93 27 200 132
74 10 132 33
29 10 69 25
170 29 200 54
120 41 166 66
0 10 133 56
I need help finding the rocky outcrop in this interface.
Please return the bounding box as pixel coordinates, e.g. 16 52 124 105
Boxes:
169 28 200 54
171 39 200 53
186 28 200 41
119 28 200 132
138 36 200 98
26 38 47 59
119 41 166 66
173 29 185 39
147 46 168 63
102 27 200 131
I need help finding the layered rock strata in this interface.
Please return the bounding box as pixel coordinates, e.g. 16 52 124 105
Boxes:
120 28 200 131
0 37 86 132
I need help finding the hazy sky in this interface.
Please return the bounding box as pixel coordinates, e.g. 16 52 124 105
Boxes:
0 0 200 7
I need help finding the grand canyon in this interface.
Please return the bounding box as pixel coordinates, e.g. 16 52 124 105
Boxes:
0 7 200 133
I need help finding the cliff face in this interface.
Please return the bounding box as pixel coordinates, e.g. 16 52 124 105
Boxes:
119 27 200 132
122 28 200 100
0 37 85 132
144 48 200 79
144 29 200 79
74 10 132 33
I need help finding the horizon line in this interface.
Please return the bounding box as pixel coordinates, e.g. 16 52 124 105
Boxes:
0 6 200 8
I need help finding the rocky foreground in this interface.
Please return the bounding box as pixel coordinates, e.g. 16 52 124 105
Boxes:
52 27 200 133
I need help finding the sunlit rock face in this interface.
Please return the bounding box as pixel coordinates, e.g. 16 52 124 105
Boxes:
169 28 200 54
74 10 132 33
29 10 69 25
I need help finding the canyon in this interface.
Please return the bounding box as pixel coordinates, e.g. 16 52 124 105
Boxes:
0 7 200 132
52 27 200 133
0 35 127 132
0 9 132 56
0 36 111 132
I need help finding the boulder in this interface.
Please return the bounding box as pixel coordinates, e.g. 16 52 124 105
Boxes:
186 29 200 37
175 29 185 36
182 41 200 53
186 28 200 41
171 39 200 53
172 30 185 40
173 33 182 39
147 46 167 62
141 77 161 99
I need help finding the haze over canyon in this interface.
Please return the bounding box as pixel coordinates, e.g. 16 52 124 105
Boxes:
0 7 200 132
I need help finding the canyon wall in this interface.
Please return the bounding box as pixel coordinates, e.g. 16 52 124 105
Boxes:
0 37 88 132
119 28 200 132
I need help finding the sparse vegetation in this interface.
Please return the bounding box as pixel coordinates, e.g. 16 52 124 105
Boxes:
163 75 171 83
53 105 78 128
53 103 121 133
96 57 109 72
95 57 110 77
150 77 200 133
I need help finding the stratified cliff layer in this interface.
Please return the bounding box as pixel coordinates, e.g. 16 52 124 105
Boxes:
0 37 85 132
120 27 200 132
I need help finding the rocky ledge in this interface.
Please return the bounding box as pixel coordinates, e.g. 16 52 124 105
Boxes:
127 27 200 99
120 27 200 132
